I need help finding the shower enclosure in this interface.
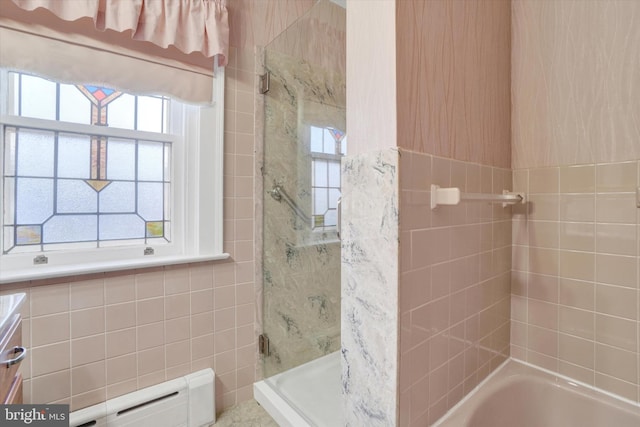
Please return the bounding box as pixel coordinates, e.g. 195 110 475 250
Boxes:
254 1 346 425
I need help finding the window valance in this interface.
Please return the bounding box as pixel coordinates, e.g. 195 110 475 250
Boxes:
0 0 229 103
10 0 228 63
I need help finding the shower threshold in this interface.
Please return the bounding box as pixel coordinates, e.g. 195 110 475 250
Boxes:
253 351 343 427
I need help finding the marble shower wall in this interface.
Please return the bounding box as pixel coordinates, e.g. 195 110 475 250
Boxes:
343 1 512 424
341 148 400 427
398 149 512 426
260 2 346 377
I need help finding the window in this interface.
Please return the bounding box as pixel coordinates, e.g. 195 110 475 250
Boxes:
0 70 226 282
310 125 346 232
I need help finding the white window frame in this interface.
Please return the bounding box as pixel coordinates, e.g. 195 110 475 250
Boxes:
0 65 228 284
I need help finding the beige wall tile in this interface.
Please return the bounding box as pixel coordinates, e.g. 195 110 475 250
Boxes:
236 303 254 327
104 275 135 305
164 267 190 295
214 286 236 310
31 284 69 317
31 313 70 347
106 354 137 385
213 263 236 288
236 324 254 348
559 279 594 311
527 325 558 358
529 168 559 194
559 165 595 193
106 303 136 332
71 307 105 339
190 264 215 291
596 284 637 320
559 306 594 340
527 299 557 330
214 308 235 333
192 334 215 361
596 224 637 256
165 293 190 320
31 370 71 404
138 347 165 376
192 312 215 338
596 162 638 193
528 195 559 221
559 333 594 369
166 341 190 370
595 344 637 382
72 361 106 395
528 221 559 249
526 350 558 373
595 254 637 288
559 194 595 222
214 328 236 355
595 193 637 224
451 160 467 192
191 290 214 315
31 342 70 377
70 279 104 310
401 191 431 233
512 245 529 273
137 322 164 350
430 262 451 301
106 328 136 359
72 335 105 367
137 298 164 325
136 270 165 300
559 222 595 252
559 250 595 282
166 317 190 344
529 248 559 276
595 374 637 402
595 314 637 352
431 157 451 188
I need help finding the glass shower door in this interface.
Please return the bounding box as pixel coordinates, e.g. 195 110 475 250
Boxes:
260 0 346 378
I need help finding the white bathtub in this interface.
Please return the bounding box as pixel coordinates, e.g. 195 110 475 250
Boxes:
253 351 342 427
435 359 640 427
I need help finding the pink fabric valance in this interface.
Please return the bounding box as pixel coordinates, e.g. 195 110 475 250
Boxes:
10 0 228 65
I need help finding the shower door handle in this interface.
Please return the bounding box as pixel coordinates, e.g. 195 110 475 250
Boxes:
337 197 342 240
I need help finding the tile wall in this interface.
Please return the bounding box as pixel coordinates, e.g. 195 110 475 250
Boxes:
511 161 640 402
1 46 257 414
398 149 512 426
511 0 640 405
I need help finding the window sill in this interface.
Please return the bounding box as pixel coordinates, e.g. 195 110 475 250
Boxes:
0 253 230 285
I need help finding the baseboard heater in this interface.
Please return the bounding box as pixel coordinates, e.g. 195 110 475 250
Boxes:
69 369 215 427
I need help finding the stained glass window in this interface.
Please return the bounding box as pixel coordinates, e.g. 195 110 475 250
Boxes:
310 125 346 231
2 72 172 254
